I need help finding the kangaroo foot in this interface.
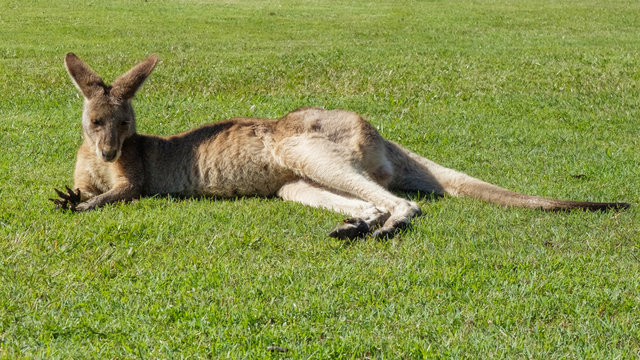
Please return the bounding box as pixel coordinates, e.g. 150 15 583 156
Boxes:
49 186 82 211
329 217 370 239
372 202 422 239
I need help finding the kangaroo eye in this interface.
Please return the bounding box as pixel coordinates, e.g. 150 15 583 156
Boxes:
91 119 104 126
121 120 130 126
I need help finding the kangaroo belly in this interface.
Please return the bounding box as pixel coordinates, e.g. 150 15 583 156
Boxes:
193 126 295 197
195 149 294 197
140 121 294 197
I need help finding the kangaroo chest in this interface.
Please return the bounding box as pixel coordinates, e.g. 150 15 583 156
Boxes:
85 155 118 193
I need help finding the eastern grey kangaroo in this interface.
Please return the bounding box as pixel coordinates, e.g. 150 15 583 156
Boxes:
50 53 630 239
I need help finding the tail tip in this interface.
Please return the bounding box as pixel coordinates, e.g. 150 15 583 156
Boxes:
613 202 631 210
589 201 631 212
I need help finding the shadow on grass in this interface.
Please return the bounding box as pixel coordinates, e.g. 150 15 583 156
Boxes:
47 189 444 244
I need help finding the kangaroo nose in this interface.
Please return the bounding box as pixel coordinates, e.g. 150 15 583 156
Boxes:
102 149 118 161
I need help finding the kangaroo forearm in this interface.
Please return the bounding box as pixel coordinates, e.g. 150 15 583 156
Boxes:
76 185 140 211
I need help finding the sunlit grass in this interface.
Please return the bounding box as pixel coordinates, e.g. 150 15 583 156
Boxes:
1 0 639 357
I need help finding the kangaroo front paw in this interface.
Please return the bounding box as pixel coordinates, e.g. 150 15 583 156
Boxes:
329 217 370 240
49 186 82 212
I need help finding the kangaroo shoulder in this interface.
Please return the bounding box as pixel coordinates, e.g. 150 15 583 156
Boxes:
76 141 93 159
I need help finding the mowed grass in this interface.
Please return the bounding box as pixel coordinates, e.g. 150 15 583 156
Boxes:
1 0 640 357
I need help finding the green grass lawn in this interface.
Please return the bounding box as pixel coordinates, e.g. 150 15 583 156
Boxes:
2 0 640 357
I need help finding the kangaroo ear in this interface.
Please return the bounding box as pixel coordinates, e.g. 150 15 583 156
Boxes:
110 54 158 100
65 52 106 99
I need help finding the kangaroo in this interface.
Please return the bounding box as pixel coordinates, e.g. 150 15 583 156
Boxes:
51 53 630 239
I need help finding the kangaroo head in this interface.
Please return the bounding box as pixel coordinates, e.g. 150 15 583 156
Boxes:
65 53 158 162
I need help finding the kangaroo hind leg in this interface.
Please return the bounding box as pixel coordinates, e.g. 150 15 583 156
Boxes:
384 140 448 195
277 179 389 239
273 135 422 238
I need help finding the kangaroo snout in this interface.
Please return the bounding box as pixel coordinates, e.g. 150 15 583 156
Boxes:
101 148 119 162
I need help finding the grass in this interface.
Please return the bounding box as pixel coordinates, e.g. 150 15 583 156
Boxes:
1 0 640 357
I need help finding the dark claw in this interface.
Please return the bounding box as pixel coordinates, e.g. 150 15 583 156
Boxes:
65 186 82 203
329 217 370 239
49 186 82 211
48 198 65 208
371 219 411 240
54 188 66 199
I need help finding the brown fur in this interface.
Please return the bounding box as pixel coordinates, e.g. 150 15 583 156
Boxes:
51 53 630 239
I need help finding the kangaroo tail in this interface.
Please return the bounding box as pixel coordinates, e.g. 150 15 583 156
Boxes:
445 174 629 211
385 141 630 211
